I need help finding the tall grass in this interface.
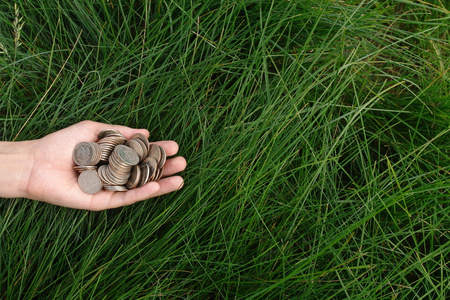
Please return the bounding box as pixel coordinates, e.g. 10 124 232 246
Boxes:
1 0 449 298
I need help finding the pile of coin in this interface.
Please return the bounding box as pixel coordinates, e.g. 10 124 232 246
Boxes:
73 129 166 194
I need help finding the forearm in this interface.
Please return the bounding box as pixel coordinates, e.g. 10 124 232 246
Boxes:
0 140 36 198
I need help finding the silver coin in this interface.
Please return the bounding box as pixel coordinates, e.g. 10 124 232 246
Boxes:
148 169 155 182
101 135 127 145
126 139 145 162
90 142 102 165
102 166 116 185
73 142 94 166
156 166 164 181
73 165 97 173
106 162 129 184
98 136 126 161
142 157 157 182
98 129 122 140
115 145 140 166
126 165 141 189
138 164 150 187
134 138 149 156
147 144 161 164
109 155 132 173
150 168 158 182
103 185 128 192
109 152 128 168
97 165 107 183
157 145 166 169
78 170 103 194
131 133 149 152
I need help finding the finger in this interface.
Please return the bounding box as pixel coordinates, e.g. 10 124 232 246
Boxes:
150 141 179 156
161 156 187 178
105 181 161 209
151 176 184 197
105 175 184 209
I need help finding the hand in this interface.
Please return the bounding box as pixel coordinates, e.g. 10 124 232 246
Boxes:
24 121 186 210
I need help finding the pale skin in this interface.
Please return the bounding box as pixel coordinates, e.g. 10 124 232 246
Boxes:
0 121 186 211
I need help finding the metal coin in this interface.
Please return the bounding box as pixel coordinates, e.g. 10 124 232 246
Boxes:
109 151 130 169
98 135 122 143
106 167 125 185
147 144 161 164
90 142 102 165
134 138 149 157
98 136 126 161
109 154 132 173
73 142 94 166
115 145 140 166
142 157 157 182
131 133 149 152
97 165 108 183
98 144 114 161
154 168 162 181
138 164 150 187
99 135 127 145
126 165 141 189
103 185 128 192
125 139 145 162
78 170 103 194
103 166 117 185
98 129 122 140
73 165 97 173
150 168 157 182
157 145 166 169
149 164 158 182
74 128 167 192
156 166 164 181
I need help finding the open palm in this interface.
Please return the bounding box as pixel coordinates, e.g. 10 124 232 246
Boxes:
26 121 186 210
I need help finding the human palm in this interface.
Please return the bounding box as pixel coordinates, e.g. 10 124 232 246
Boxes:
26 121 186 210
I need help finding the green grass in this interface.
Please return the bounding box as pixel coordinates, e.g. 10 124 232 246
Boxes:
1 0 449 298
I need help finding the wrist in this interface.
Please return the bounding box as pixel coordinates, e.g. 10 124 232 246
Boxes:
0 140 37 199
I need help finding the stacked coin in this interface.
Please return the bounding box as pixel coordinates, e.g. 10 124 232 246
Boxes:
125 134 148 162
73 165 97 173
73 129 167 195
98 145 139 186
127 144 166 189
97 129 127 161
73 142 102 166
139 145 166 186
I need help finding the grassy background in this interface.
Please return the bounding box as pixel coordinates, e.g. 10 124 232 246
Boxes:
1 0 449 298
